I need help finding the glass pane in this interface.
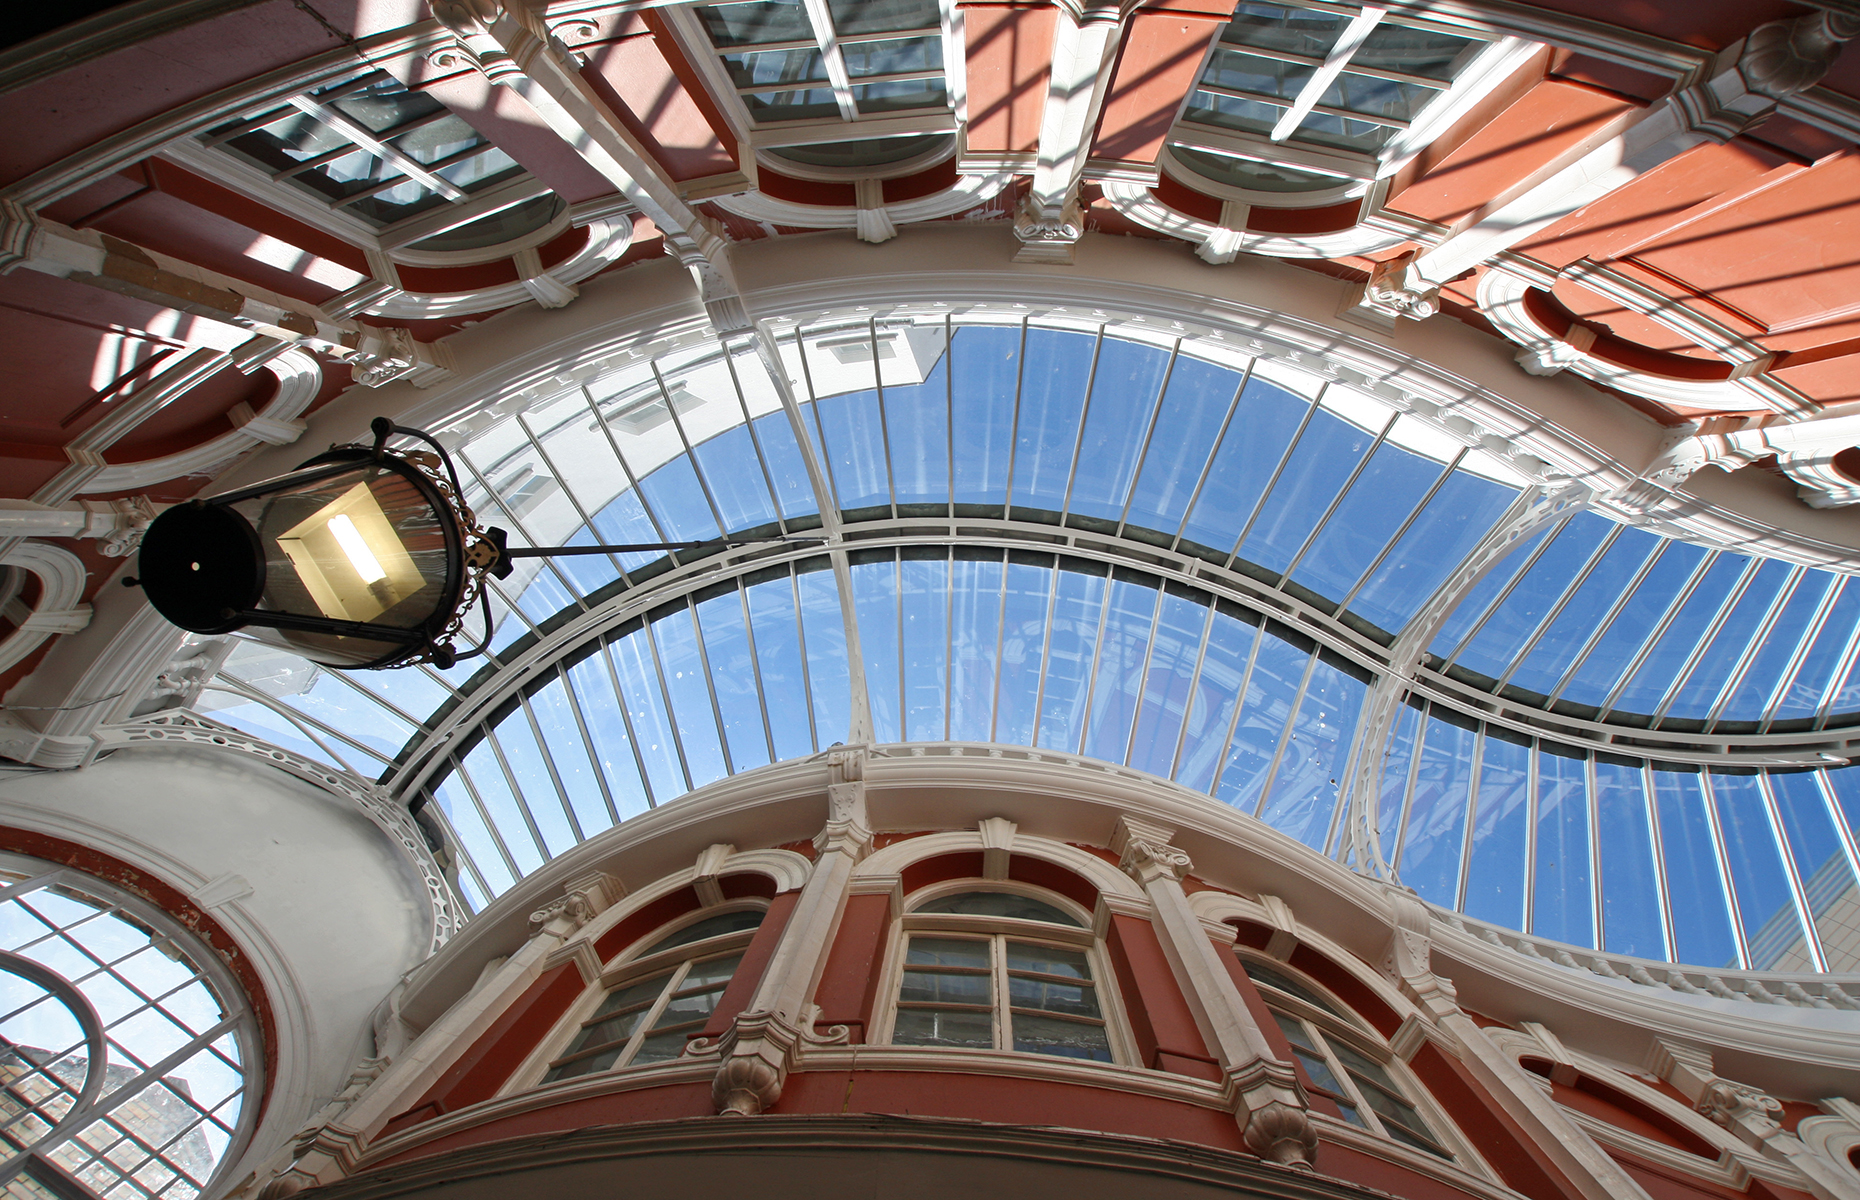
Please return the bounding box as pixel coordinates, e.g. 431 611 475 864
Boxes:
1204 49 1314 101
1011 1013 1111 1061
1557 541 1708 710
1179 376 1310 559
1128 591 1211 779
948 326 1018 506
899 970 991 1005
1258 654 1365 851
1178 608 1259 791
1037 568 1109 753
1507 528 1658 700
1652 770 1738 968
948 555 1003 743
1009 328 1096 517
1243 960 1343 1017
1290 440 1446 610
852 555 902 743
1004 941 1092 981
842 36 942 76
721 47 827 88
699 0 812 46
1213 625 1309 813
1122 356 1244 539
1007 975 1099 1019
650 608 728 788
1711 774 1809 971
1221 3 1348 56
695 588 773 772
1235 407 1381 578
892 1007 992 1048
1066 339 1172 524
917 892 1081 926
1353 21 1482 82
1595 762 1665 959
1082 577 1159 763
905 937 990 969
1398 711 1474 906
828 0 939 34
1768 772 1860 971
643 911 764 954
1533 748 1593 948
1463 733 1530 928
901 555 949 742
1319 72 1439 122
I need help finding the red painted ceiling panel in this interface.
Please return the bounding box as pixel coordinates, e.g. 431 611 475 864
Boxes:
412 68 618 206
1629 151 1860 340
1509 0 1808 51
584 37 737 183
1093 9 1226 166
1388 81 1639 227
1517 139 1795 268
0 0 346 189
962 4 1054 156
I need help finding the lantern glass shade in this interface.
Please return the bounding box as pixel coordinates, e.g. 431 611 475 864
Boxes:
137 451 467 669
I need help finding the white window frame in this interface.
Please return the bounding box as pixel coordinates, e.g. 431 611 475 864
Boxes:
658 0 966 177
517 902 767 1091
876 881 1132 1066
1162 1 1540 207
164 68 568 270
1238 952 1471 1163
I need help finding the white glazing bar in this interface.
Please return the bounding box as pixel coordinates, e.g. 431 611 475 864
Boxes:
204 679 380 776
457 451 590 607
1222 383 1327 571
596 632 661 807
1058 327 1108 523
1521 736 1539 934
987 547 1012 743
1586 754 1603 953
943 547 956 741
1278 408 1400 585
1168 358 1251 552
1268 6 1385 141
555 660 621 827
1439 513 1575 666
1070 564 1118 756
1648 558 1763 726
324 667 432 732
1453 725 1487 911
736 584 780 764
517 689 587 843
516 412 633 583
685 602 736 776
1812 597 1860 731
945 314 957 515
640 602 697 791
999 319 1030 518
1595 548 1720 720
1121 578 1170 768
1702 566 1806 730
481 724 557 865
1544 537 1672 706
649 361 733 532
895 552 907 742
580 385 677 544
449 751 526 882
869 320 900 516
1756 772 1828 973
1114 338 1183 537
285 96 471 201
1251 646 1319 819
721 339 795 533
798 0 860 120
1335 446 1465 613
1168 590 1221 780
1816 770 1860 936
789 568 821 753
1641 762 1677 963
423 795 493 903
1697 772 1752 971
1756 574 1845 735
1491 524 1623 695
1389 700 1431 870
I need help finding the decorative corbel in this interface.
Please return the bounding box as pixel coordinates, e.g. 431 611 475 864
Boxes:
817 745 872 857
527 870 625 937
1382 887 1458 1018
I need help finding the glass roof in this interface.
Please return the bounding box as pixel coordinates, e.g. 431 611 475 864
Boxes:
1430 511 1860 732
187 312 1860 974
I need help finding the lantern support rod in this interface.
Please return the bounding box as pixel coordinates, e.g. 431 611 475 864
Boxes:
499 536 826 558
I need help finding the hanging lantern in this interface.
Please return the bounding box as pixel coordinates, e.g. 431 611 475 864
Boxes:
133 420 487 669
131 418 820 670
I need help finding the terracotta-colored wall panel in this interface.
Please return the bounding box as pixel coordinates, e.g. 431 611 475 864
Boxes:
1549 278 1717 359
1104 912 1215 1080
1388 81 1639 227
384 960 589 1133
1318 1141 1495 1200
1500 0 1798 52
1092 9 1227 166
1630 152 1860 339
813 891 893 1042
1407 1041 1575 1200
1518 140 1796 268
584 37 737 183
700 890 800 1038
595 886 702 959
1544 1075 1716 1157
86 192 356 308
373 1082 717 1167
776 1068 1247 1151
1772 353 1860 406
962 4 1056 155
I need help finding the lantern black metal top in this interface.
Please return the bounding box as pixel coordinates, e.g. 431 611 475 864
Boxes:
132 418 819 670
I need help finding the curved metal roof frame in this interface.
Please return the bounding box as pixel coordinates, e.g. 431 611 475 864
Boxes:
192 255 1860 972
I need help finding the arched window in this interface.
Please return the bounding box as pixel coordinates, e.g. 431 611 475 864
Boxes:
882 887 1117 1063
1240 956 1453 1158
0 855 260 1200
541 908 763 1082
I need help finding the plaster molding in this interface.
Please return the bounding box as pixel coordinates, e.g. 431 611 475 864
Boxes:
711 171 1014 235
0 540 91 675
94 711 464 953
852 826 1143 902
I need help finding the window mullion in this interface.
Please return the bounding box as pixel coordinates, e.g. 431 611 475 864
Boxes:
287 95 471 201
992 935 1009 1052
798 0 859 119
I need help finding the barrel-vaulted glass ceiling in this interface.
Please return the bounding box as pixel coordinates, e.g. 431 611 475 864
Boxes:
188 310 1860 975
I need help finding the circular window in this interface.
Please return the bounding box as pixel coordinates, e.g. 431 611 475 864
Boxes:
0 857 258 1199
